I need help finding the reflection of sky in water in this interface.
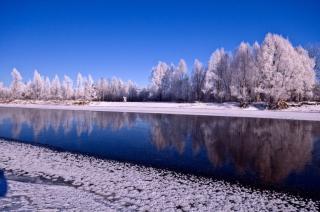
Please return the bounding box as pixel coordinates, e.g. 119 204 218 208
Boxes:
0 107 320 196
0 171 7 197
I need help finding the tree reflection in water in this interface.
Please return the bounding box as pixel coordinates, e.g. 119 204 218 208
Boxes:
0 107 319 184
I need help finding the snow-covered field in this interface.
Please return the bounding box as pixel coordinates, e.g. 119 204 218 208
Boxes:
0 140 318 211
0 101 320 121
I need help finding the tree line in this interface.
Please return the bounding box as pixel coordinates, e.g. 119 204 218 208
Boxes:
0 33 319 104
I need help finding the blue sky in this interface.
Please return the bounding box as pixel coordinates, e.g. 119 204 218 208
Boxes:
0 0 319 86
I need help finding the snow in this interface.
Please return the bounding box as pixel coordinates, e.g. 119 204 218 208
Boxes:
283 104 320 113
0 101 320 121
0 139 318 211
0 180 113 211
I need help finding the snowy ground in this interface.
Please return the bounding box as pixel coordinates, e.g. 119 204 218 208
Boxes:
0 100 320 121
0 140 318 211
282 104 320 112
0 180 112 211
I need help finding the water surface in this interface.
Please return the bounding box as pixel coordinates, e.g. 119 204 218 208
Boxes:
0 107 319 199
0 171 7 197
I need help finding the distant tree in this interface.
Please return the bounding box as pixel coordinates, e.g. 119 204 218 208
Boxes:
75 73 85 99
84 75 96 100
109 77 125 101
42 77 51 100
230 42 259 102
127 80 138 101
62 75 74 100
138 88 150 101
305 44 320 101
161 63 174 101
171 59 189 101
191 59 206 101
32 70 44 100
204 49 231 102
295 46 316 100
250 42 261 101
0 82 4 99
50 75 62 100
10 68 24 99
0 82 8 99
305 43 320 83
24 81 33 99
96 78 109 101
149 62 169 101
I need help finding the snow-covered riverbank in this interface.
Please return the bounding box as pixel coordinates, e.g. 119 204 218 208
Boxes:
0 101 320 121
0 179 112 211
0 140 318 211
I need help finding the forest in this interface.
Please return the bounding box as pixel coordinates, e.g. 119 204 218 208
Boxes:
0 33 319 107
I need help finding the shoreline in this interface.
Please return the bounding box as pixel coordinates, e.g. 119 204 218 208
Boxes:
0 101 320 121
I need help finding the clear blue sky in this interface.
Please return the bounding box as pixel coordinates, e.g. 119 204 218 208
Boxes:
0 0 319 86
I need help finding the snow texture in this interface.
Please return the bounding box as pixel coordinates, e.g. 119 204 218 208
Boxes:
0 180 113 211
0 140 318 211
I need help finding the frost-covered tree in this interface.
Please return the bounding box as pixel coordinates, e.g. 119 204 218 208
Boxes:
138 88 150 101
204 49 231 102
295 46 316 100
43 77 51 100
108 77 126 101
75 73 85 99
149 60 190 102
84 75 96 100
127 80 138 101
0 82 4 99
62 75 74 100
305 44 320 83
249 42 261 101
256 33 315 103
96 78 109 101
172 59 189 101
10 68 24 99
149 61 169 100
0 82 9 99
109 77 118 101
23 81 33 99
305 44 320 100
230 42 259 102
50 75 62 100
191 59 206 101
306 43 320 101
32 70 44 100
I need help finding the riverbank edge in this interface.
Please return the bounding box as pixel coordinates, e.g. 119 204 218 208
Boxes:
0 102 320 121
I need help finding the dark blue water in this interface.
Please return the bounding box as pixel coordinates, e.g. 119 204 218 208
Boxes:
0 171 7 197
0 107 320 199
